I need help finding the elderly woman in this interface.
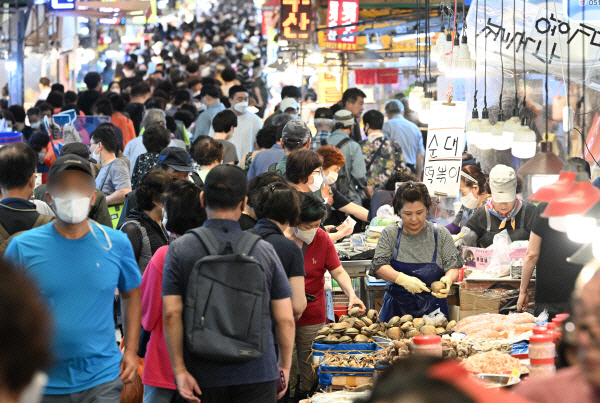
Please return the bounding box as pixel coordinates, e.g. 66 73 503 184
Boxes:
459 165 536 248
372 182 463 321
446 165 491 235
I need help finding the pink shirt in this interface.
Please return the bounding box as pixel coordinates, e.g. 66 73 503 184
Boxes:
141 246 175 389
512 366 600 403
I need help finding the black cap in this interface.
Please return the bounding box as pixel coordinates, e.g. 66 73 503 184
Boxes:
204 164 248 202
200 85 220 99
282 120 311 146
157 147 193 172
314 108 333 119
48 155 93 179
60 142 90 160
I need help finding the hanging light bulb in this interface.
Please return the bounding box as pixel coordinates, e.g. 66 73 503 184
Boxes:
448 36 475 78
419 91 433 124
430 30 447 62
512 117 537 158
409 82 425 111
476 108 493 150
466 108 481 149
502 106 520 148
491 110 510 150
437 32 454 72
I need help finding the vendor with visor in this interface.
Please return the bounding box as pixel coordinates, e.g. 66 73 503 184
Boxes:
457 165 536 248
371 182 464 321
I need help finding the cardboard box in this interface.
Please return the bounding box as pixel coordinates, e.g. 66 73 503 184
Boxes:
462 247 493 270
458 282 503 317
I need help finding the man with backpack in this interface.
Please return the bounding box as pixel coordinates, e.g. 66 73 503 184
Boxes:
163 164 295 403
0 143 53 254
327 110 370 205
273 120 312 176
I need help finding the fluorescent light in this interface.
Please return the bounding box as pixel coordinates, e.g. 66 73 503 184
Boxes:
392 32 435 42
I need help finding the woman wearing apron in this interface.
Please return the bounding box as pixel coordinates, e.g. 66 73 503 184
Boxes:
458 165 536 248
372 183 464 322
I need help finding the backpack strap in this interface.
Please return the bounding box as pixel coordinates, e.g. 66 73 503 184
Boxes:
0 222 9 241
189 227 221 255
33 214 53 227
366 139 387 171
333 137 353 150
236 231 262 256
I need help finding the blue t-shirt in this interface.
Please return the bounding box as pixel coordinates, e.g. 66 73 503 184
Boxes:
4 221 142 395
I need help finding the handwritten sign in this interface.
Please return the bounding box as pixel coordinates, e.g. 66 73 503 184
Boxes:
422 101 467 198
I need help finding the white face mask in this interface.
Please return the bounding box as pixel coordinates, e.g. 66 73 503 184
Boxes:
460 192 479 210
31 121 41 129
308 173 323 192
92 152 100 163
325 170 338 185
234 101 249 114
52 192 91 224
294 227 318 244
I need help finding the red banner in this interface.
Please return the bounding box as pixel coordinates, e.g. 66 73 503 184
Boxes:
325 0 359 51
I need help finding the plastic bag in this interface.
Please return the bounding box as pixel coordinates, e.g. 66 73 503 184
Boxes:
374 205 400 222
535 309 549 326
423 308 446 327
485 230 512 278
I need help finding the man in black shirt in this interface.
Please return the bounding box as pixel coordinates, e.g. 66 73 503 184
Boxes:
517 158 591 319
0 143 53 246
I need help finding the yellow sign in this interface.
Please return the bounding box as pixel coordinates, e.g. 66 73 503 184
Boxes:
318 72 342 105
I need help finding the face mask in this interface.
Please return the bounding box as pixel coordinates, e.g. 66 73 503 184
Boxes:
92 152 100 163
294 227 318 244
234 101 249 114
52 192 91 224
461 192 479 210
31 121 41 129
308 173 323 192
325 171 338 185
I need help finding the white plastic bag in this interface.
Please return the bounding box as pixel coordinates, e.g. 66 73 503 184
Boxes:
485 230 512 277
423 308 446 327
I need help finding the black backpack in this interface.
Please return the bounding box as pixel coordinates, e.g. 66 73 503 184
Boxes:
184 227 269 362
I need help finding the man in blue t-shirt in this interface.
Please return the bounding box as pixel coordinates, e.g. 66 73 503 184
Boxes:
4 155 142 402
162 164 295 403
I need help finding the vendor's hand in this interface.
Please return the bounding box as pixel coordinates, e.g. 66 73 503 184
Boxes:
432 288 450 299
336 222 353 238
395 273 430 294
440 276 453 289
324 225 336 233
517 291 529 312
348 295 367 316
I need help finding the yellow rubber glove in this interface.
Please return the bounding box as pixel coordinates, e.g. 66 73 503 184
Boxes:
432 276 453 299
395 273 430 294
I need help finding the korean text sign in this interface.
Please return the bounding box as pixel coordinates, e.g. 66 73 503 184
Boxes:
281 0 312 40
422 101 467 198
325 0 359 51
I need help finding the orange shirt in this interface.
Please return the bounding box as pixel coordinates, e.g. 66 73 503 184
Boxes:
111 112 136 148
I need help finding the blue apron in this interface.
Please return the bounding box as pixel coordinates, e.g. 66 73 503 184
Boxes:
379 224 449 322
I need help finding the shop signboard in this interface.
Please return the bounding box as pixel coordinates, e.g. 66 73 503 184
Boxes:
318 72 342 104
325 0 360 51
465 0 600 89
280 0 312 41
422 101 467 198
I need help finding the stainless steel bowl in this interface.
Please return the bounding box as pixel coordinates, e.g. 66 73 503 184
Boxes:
476 374 521 388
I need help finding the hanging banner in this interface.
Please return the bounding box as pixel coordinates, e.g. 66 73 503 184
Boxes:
280 0 312 41
325 0 359 52
465 0 600 89
318 72 342 104
423 102 467 198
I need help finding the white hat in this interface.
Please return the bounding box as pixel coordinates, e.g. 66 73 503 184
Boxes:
489 164 517 203
280 98 299 113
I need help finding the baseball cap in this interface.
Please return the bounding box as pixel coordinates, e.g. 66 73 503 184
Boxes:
333 110 354 128
48 155 93 179
204 164 248 204
157 147 193 172
314 108 333 120
200 85 220 99
282 120 311 146
60 142 90 160
280 98 299 113
489 164 517 202
242 53 257 62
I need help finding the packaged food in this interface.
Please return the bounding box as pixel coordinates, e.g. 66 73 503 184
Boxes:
412 335 442 357
529 335 556 360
